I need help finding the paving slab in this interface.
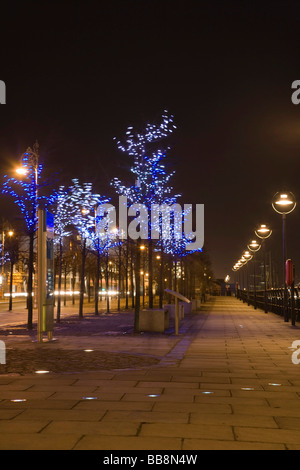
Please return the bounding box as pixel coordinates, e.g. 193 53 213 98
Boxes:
1 297 300 450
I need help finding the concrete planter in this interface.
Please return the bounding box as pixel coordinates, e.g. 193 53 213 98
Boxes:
191 299 201 311
139 308 169 333
163 303 184 321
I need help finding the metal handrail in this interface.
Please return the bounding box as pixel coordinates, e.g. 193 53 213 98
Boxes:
236 287 300 324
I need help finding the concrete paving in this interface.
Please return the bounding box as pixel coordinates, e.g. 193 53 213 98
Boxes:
1 296 300 450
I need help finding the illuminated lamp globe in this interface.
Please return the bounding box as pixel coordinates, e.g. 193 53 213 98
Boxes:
247 240 261 253
272 191 296 215
255 224 272 240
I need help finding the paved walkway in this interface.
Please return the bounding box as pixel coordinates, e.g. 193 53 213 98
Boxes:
1 297 300 450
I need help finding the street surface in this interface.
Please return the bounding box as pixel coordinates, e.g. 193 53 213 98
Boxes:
1 297 300 450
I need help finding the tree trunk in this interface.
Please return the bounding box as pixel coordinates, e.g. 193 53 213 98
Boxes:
64 266 67 306
130 244 135 308
56 238 62 323
148 239 153 308
79 238 86 318
159 249 164 309
118 243 121 311
95 246 100 315
134 240 141 333
125 242 129 309
9 261 13 311
106 250 110 313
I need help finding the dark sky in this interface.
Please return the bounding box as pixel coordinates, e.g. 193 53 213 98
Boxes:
1 0 300 280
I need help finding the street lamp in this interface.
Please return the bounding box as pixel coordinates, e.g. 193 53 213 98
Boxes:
15 142 40 326
242 251 253 261
272 191 296 216
232 258 245 298
255 224 272 239
272 191 296 321
242 251 253 304
255 224 272 313
247 240 261 253
16 142 39 201
237 256 248 293
247 240 261 309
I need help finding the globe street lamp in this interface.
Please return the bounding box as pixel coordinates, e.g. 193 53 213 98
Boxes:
242 251 253 304
272 191 296 321
233 256 249 297
247 240 261 309
247 240 261 253
255 224 272 313
238 256 248 294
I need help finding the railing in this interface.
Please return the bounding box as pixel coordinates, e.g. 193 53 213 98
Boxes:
236 287 300 324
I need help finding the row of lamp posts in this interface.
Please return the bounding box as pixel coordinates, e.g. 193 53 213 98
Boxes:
232 191 296 322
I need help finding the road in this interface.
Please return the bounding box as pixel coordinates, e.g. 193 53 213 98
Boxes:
0 296 141 328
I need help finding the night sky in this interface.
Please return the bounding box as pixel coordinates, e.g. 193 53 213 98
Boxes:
1 0 300 281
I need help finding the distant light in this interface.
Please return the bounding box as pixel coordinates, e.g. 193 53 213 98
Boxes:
97 290 119 296
147 394 160 398
10 399 27 402
241 387 254 391
84 349 94 352
35 370 50 374
54 290 80 296
268 383 281 386
16 167 28 176
201 391 214 395
4 292 28 298
81 396 98 400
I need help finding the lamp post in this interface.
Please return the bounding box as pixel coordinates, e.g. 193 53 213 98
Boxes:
239 255 248 296
79 208 90 318
242 251 253 305
272 191 296 322
255 224 272 313
6 230 15 311
247 239 261 309
16 141 39 328
232 257 246 299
